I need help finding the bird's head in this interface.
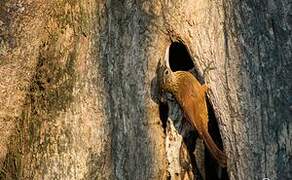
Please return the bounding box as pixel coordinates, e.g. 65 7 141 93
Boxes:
157 59 175 101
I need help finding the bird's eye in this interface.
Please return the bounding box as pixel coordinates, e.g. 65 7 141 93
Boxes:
164 69 169 75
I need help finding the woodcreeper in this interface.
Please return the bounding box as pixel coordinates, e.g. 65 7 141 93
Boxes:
157 60 227 167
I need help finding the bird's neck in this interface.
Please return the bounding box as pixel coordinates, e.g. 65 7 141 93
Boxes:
167 74 181 98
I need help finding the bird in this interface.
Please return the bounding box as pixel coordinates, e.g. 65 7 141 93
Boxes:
157 61 227 168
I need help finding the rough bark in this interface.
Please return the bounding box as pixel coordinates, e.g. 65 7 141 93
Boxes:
222 1 292 179
1 1 113 179
0 0 291 180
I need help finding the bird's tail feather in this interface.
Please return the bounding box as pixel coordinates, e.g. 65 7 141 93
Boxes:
201 130 227 167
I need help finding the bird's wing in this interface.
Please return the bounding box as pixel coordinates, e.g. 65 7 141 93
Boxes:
180 85 227 168
180 85 206 135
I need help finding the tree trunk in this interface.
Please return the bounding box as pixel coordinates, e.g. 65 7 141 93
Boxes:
0 0 291 180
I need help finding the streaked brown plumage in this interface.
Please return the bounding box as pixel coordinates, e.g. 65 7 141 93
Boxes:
158 64 227 167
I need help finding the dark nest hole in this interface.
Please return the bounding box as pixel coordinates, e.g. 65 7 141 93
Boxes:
159 41 228 180
168 42 194 71
205 99 228 180
159 102 168 132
